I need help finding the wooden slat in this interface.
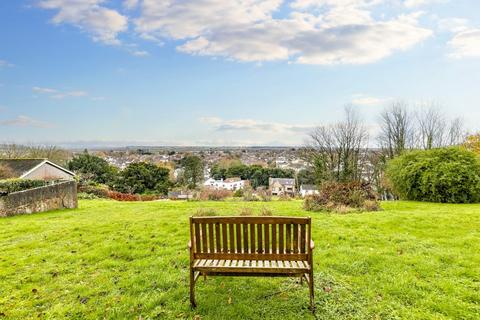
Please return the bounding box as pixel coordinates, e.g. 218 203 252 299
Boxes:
293 223 299 254
286 224 291 254
222 223 228 253
250 223 256 254
264 223 270 254
208 223 214 253
243 224 249 253
300 224 306 254
279 224 284 254
271 223 276 254
229 223 235 253
201 223 208 253
236 224 242 253
194 223 201 253
192 216 310 224
257 224 263 253
215 223 221 253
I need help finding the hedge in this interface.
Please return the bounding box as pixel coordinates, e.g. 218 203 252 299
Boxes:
386 147 480 203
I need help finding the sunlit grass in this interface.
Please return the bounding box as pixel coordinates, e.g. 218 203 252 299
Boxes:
1 200 479 319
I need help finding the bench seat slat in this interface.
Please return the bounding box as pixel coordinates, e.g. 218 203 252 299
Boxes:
193 259 310 273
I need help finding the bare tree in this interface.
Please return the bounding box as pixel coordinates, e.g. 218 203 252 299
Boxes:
0 144 71 165
447 117 466 146
378 101 415 158
306 106 368 182
416 104 447 149
415 103 466 149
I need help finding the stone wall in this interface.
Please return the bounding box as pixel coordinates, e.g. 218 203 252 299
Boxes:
0 181 77 217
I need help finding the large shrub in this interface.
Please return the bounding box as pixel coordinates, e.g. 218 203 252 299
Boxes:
68 153 117 184
304 181 379 212
113 162 171 195
386 147 480 203
0 179 47 194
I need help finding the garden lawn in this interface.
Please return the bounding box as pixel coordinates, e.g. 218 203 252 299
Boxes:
0 200 479 319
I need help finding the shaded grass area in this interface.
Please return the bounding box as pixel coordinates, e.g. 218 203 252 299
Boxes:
1 200 479 319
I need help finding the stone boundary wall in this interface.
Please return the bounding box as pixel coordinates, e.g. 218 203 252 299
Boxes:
0 181 77 217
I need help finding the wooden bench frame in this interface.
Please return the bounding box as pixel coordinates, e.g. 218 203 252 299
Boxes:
188 216 315 310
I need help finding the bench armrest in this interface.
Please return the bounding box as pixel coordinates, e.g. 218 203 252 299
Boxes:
310 240 315 250
188 240 192 249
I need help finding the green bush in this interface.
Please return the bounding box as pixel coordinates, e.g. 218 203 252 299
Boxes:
68 153 117 184
113 162 171 195
0 179 47 194
386 147 480 203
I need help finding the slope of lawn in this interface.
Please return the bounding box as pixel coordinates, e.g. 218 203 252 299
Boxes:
0 200 479 319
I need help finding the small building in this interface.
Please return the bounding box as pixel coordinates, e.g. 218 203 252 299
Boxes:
269 178 296 196
300 184 319 197
204 177 246 191
0 159 75 181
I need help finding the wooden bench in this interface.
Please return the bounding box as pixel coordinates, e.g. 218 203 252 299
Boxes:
188 216 315 310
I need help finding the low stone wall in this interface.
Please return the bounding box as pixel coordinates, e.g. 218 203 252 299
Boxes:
0 181 77 217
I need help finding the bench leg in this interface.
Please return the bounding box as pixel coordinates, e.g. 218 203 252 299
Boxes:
309 271 315 312
190 268 197 308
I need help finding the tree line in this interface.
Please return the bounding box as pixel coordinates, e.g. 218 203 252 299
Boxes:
303 102 471 198
68 152 204 195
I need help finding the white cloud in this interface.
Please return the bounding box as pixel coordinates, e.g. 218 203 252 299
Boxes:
199 117 314 133
351 94 391 106
0 115 52 128
134 0 282 41
291 0 384 10
123 0 139 10
135 0 431 65
404 0 447 8
448 29 480 58
131 50 149 57
34 0 433 65
293 14 432 65
0 60 14 68
32 86 88 99
37 0 128 45
437 17 469 33
198 116 315 146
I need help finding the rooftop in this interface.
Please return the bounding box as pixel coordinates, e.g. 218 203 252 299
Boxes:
0 159 46 179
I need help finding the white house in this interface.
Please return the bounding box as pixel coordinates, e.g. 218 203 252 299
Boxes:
300 184 319 197
0 159 75 181
204 177 246 191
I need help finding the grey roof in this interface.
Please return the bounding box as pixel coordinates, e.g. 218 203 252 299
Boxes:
0 159 45 179
0 159 74 179
269 178 295 186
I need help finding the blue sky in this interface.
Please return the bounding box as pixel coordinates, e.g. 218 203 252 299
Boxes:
1 0 480 147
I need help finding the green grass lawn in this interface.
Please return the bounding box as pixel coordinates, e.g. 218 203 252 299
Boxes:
1 200 479 319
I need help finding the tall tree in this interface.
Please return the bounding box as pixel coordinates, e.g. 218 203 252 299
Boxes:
416 104 447 150
306 106 368 182
378 102 415 158
114 162 170 194
181 155 204 189
68 153 117 184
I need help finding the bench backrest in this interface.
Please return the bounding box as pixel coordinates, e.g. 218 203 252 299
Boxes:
189 216 311 261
